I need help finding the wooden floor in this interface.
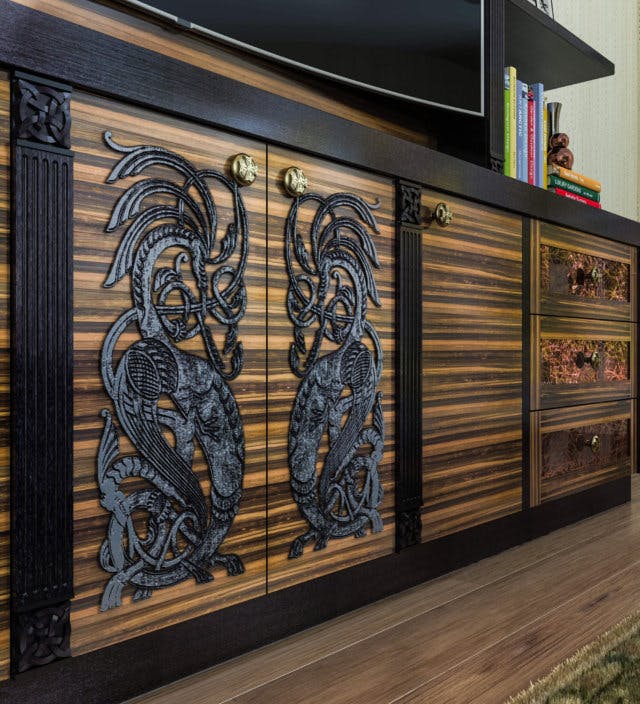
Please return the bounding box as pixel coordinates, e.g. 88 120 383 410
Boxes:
130 476 640 704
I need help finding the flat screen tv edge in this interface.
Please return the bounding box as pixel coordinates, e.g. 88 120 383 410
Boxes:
114 0 485 117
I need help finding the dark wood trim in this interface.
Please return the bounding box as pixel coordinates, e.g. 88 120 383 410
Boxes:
486 0 505 172
0 475 629 703
395 180 423 550
522 217 532 508
0 0 638 245
10 71 74 673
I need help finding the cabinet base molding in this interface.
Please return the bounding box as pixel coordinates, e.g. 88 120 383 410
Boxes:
0 477 629 704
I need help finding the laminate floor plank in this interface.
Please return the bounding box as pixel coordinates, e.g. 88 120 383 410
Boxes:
128 477 640 704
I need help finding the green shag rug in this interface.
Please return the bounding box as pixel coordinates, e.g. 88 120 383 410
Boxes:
505 612 640 704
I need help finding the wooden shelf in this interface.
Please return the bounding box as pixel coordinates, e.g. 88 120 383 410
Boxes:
505 0 614 89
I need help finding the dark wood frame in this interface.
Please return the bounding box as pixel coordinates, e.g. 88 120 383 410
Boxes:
0 1 638 701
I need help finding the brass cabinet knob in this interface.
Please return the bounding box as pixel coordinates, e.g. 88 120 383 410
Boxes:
575 350 601 370
283 166 308 197
584 435 600 453
231 153 258 186
590 267 602 283
433 202 453 227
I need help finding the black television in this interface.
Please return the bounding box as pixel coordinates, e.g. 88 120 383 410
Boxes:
119 0 485 116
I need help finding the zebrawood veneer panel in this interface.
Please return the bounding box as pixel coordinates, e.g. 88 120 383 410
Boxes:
421 191 523 541
266 148 396 592
0 72 10 681
71 91 268 656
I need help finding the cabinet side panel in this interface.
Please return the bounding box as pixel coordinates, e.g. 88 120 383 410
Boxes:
266 148 396 592
71 91 268 656
0 71 9 681
422 193 523 541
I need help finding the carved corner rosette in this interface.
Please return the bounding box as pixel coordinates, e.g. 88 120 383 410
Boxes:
284 184 385 558
396 510 422 551
13 72 72 150
14 603 71 674
397 180 422 227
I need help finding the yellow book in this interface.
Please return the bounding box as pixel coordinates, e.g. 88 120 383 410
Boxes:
507 66 517 178
549 165 602 193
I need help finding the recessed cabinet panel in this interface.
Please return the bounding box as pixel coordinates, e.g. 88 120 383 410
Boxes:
266 148 396 592
531 400 635 505
71 92 268 656
532 316 635 410
532 221 637 321
0 72 10 682
422 190 523 542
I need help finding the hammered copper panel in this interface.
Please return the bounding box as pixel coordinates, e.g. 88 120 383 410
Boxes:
540 245 630 303
541 339 630 385
541 419 629 480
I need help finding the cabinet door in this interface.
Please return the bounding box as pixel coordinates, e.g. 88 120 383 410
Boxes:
0 70 9 682
422 191 523 541
266 148 396 592
71 92 268 656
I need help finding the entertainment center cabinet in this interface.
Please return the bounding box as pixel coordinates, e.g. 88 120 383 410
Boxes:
0 1 637 703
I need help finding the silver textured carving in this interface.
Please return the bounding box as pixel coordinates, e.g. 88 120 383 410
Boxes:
285 191 385 557
98 133 248 609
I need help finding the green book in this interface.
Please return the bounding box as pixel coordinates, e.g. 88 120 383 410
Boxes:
548 175 600 202
504 68 510 177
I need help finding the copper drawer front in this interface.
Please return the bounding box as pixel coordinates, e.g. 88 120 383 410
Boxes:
530 400 635 505
532 316 635 410
532 221 636 321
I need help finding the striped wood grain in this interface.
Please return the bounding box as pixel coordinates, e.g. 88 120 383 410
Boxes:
0 71 10 682
531 399 634 504
71 91 268 656
10 0 434 148
421 190 523 542
266 148 396 592
531 316 635 410
532 220 636 322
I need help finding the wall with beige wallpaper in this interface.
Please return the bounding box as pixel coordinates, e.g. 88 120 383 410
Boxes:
545 0 639 221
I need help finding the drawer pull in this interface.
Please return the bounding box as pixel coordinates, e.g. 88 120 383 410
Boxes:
584 435 601 453
575 350 601 370
573 267 602 286
430 202 453 228
230 153 258 186
283 166 308 197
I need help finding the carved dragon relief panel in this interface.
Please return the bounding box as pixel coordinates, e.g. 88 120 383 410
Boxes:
97 133 249 609
284 188 385 558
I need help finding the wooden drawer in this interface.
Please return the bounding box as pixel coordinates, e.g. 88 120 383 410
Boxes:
532 221 636 321
531 316 636 410
530 400 635 505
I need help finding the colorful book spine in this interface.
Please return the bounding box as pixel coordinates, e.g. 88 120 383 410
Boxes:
553 187 601 209
549 175 600 202
516 80 528 182
504 68 511 177
542 96 548 189
532 83 544 187
549 165 602 193
527 86 535 185
508 68 517 178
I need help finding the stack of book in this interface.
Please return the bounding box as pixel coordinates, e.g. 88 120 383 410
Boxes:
503 66 547 187
548 165 601 209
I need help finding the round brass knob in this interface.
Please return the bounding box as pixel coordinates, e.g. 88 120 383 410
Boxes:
584 435 600 453
590 267 602 283
433 202 453 227
283 167 308 197
231 153 258 186
575 350 601 370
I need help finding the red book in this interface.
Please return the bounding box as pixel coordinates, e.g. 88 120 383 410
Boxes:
553 187 602 209
527 88 535 185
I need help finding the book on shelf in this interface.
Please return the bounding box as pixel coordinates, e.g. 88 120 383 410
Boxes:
531 83 544 187
548 165 602 193
516 79 528 182
542 95 548 189
527 85 535 185
552 187 601 209
504 66 517 178
548 174 600 202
